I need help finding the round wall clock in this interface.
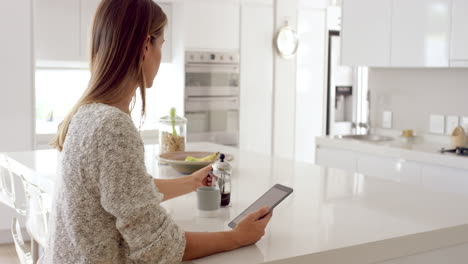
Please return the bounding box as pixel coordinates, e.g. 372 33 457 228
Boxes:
275 22 299 59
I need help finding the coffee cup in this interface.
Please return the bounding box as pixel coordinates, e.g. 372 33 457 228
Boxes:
196 186 220 217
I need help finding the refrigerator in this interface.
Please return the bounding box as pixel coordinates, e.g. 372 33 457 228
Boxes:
325 30 369 136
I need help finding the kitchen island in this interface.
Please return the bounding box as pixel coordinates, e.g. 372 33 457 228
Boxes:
4 142 468 264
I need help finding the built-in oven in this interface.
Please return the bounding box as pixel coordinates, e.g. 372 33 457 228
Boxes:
185 51 240 146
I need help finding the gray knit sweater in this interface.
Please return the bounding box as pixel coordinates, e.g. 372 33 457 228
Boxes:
40 103 186 264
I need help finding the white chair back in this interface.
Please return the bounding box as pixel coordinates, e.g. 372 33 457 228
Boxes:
11 217 33 264
23 178 50 248
4 154 50 263
0 153 15 208
13 174 29 216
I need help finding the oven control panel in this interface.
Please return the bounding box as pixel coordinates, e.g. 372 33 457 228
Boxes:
186 51 239 64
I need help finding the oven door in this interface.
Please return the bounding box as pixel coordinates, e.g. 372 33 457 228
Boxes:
185 96 239 146
186 110 239 146
185 63 239 97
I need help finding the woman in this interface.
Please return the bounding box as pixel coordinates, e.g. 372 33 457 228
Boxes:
40 0 272 263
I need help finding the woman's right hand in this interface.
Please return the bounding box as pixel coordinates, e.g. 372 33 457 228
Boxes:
231 206 273 247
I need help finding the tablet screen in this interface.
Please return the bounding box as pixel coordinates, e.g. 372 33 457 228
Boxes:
228 184 293 228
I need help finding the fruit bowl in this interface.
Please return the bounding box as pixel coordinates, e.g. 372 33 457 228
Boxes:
158 151 232 175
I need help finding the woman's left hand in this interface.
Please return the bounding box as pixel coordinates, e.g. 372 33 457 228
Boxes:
191 164 213 190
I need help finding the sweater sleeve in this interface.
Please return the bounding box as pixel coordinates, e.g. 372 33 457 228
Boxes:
96 113 186 263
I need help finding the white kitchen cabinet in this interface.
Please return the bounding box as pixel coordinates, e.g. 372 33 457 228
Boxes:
377 242 468 264
35 0 81 62
316 144 468 197
450 61 468 67
80 0 101 61
357 154 421 185
239 3 273 155
450 0 468 66
341 0 391 66
317 148 422 185
184 1 240 51
391 0 451 67
316 147 357 172
421 164 468 196
158 3 173 63
36 0 172 63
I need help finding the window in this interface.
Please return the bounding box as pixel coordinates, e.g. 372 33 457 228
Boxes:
35 63 177 143
35 68 90 134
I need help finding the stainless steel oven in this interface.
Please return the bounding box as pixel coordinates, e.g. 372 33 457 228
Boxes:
185 51 240 146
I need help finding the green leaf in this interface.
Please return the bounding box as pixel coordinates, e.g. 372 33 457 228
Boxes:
170 107 177 136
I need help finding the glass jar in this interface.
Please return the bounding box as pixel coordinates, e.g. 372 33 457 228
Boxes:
212 154 232 207
158 114 187 155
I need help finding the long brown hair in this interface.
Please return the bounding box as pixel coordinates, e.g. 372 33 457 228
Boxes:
51 0 167 151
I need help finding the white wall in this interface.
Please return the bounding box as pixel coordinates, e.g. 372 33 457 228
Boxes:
0 0 34 244
272 0 329 161
0 0 35 152
272 0 299 160
294 8 327 163
369 68 468 133
239 2 274 155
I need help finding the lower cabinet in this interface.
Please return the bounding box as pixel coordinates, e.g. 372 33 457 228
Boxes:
357 153 421 185
421 164 468 196
315 146 357 172
316 146 468 196
377 242 468 264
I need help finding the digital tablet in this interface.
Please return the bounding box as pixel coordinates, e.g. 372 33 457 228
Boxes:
228 184 293 229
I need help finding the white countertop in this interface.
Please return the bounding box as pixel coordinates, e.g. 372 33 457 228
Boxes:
316 134 468 170
5 142 468 263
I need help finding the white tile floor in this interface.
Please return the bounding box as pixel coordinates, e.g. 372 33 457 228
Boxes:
0 244 20 264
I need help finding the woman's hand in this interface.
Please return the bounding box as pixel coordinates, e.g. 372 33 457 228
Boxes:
231 206 273 247
190 164 213 191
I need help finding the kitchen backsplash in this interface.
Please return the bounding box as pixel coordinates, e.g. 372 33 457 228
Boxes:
369 68 468 134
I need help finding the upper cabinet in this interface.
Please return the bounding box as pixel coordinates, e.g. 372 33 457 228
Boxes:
391 0 451 67
184 2 240 51
80 0 101 62
341 0 391 66
342 0 467 68
35 0 173 64
35 0 82 62
450 0 468 66
159 3 173 63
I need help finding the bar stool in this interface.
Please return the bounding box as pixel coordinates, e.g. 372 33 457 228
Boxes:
0 153 16 209
3 153 50 264
0 153 33 263
11 217 33 264
22 175 50 249
13 173 50 264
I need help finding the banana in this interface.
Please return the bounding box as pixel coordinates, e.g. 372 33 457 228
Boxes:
185 152 219 162
199 152 219 161
184 156 199 162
